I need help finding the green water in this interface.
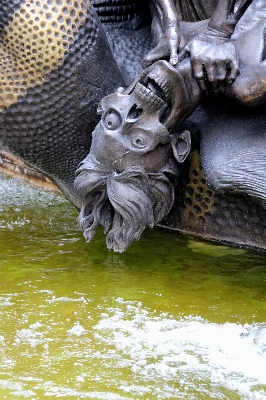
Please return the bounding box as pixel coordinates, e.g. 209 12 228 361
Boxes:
0 173 266 399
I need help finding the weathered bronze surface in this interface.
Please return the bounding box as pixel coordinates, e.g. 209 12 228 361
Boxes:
1 0 266 252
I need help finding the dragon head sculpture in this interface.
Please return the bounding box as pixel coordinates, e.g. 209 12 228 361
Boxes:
74 60 193 252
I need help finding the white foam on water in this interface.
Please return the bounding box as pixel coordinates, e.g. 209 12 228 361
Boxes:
0 174 65 210
43 386 128 399
10 390 36 398
1 296 266 398
0 174 69 233
14 328 45 348
67 323 86 336
94 299 266 399
47 296 87 304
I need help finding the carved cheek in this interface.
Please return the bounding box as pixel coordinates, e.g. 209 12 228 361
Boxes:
142 144 172 172
91 126 127 167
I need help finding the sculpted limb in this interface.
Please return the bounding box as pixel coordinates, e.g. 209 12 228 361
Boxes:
177 0 266 105
143 0 180 68
233 61 266 106
143 0 253 94
180 0 253 93
232 1 266 106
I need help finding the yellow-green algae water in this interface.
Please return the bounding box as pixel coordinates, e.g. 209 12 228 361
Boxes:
0 173 266 399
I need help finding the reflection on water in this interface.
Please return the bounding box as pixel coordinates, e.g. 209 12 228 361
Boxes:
0 173 266 399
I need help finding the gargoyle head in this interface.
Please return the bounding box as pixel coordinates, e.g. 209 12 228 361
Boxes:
74 61 192 252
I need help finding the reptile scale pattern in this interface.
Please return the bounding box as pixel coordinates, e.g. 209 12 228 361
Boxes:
0 0 124 191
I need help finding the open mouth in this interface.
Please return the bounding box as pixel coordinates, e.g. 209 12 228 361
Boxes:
134 71 171 123
124 61 175 124
145 77 167 102
134 80 167 111
141 71 171 103
125 69 169 106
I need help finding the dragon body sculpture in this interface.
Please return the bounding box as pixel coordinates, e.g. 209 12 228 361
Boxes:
0 0 124 206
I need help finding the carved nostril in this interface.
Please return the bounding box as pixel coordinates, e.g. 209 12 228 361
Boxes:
126 104 143 121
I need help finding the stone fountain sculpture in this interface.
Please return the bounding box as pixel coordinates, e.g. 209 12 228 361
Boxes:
1 0 266 252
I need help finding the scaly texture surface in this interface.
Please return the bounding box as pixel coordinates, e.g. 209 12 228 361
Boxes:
0 0 124 203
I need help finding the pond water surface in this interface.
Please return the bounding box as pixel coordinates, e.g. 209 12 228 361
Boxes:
0 173 266 399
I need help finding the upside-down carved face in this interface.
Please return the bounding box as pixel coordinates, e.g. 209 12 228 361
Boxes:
74 61 192 252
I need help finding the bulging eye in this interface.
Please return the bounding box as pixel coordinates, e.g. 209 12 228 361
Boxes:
124 128 154 153
127 130 152 151
102 110 121 131
132 135 146 148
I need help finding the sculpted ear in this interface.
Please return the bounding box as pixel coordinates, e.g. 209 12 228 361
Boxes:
170 130 191 163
